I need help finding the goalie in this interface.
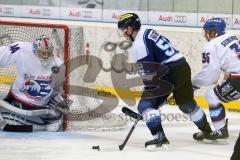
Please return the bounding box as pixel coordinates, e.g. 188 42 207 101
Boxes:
0 35 68 132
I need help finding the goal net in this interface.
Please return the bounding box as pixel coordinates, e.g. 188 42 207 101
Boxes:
0 20 127 131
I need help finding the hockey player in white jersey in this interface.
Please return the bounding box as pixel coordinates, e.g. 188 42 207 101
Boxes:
118 13 212 150
0 35 68 132
192 18 240 142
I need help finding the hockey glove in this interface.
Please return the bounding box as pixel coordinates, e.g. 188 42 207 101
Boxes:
48 92 69 110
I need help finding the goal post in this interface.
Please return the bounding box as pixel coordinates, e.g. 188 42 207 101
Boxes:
0 20 70 129
0 20 127 131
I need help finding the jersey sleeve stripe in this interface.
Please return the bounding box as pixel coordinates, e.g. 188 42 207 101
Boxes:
143 30 150 56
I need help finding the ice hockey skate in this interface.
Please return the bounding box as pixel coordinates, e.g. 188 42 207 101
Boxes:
145 132 171 151
193 119 229 144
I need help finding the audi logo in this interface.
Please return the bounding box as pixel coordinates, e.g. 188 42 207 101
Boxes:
174 16 187 23
83 11 93 18
4 8 13 15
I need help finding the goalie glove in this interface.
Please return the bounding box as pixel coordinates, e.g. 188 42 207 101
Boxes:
48 92 69 111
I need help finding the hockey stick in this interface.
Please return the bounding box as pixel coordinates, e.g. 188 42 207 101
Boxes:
121 92 177 120
3 124 33 132
121 99 173 121
118 107 142 151
0 118 33 132
122 107 142 120
119 92 182 150
118 95 175 151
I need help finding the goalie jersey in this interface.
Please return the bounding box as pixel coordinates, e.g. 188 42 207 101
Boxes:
131 28 184 64
0 42 65 107
192 32 240 87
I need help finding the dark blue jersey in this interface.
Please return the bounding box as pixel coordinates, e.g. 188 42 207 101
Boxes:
131 28 183 64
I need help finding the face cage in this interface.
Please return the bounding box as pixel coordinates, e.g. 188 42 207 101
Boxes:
36 50 55 67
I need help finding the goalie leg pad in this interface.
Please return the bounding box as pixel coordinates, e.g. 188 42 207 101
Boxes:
0 102 63 132
45 115 63 131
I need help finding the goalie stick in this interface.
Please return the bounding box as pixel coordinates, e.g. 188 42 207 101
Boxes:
0 118 33 132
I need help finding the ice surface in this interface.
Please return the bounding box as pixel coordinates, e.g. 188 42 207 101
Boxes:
0 106 239 160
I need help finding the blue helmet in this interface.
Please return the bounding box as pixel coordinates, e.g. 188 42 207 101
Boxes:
203 18 226 36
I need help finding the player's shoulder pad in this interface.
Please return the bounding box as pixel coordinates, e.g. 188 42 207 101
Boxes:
146 29 160 43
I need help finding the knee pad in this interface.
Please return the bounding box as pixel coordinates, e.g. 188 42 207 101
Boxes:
178 100 196 114
137 99 154 114
205 89 221 107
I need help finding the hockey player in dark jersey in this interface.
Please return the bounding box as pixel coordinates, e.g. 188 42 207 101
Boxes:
117 13 212 150
231 133 240 160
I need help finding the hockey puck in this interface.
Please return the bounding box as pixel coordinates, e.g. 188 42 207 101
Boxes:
92 145 100 151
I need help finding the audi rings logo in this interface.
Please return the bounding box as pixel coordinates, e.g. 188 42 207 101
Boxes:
174 15 187 23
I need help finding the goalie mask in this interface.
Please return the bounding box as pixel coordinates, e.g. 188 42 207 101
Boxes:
33 35 55 67
203 18 226 41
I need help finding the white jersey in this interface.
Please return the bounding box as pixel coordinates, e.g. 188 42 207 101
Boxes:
0 42 65 107
192 32 240 87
